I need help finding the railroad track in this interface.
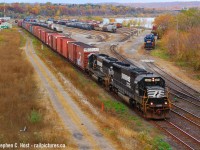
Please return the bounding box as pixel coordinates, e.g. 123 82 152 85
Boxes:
144 62 200 109
171 109 200 128
63 24 200 150
154 120 200 150
170 88 200 107
110 45 136 65
144 62 200 131
63 26 109 42
146 62 200 100
109 46 200 149
117 28 138 42
172 103 200 125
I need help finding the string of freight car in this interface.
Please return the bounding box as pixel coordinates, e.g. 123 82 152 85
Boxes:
18 20 171 120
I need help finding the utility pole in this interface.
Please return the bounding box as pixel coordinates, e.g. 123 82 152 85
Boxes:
4 0 6 18
176 15 179 54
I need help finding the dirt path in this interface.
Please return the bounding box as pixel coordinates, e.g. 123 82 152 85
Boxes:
118 29 200 92
119 29 150 54
23 33 115 150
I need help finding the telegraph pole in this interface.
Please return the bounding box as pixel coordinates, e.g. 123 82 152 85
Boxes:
4 0 6 18
176 15 179 54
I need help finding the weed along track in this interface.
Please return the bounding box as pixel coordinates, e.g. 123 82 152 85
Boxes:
23 32 115 150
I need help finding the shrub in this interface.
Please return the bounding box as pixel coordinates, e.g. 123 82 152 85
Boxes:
28 110 42 123
152 136 172 150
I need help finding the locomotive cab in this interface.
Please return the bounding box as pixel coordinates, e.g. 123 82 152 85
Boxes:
135 75 171 119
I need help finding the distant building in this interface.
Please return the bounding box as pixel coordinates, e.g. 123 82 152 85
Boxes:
0 22 12 29
0 17 11 21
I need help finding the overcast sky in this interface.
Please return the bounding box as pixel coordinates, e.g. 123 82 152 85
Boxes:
2 0 200 4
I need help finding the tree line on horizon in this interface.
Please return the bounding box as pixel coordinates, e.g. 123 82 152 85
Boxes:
0 2 161 18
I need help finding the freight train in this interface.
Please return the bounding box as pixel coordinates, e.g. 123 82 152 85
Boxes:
144 33 155 49
18 20 171 119
66 21 117 33
23 18 117 33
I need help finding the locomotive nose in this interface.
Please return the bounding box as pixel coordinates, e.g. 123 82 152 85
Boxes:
156 110 161 115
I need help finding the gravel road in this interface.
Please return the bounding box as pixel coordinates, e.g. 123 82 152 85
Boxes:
22 32 115 150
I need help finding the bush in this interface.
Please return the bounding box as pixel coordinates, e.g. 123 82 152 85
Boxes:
28 110 42 123
152 136 172 150
155 9 200 71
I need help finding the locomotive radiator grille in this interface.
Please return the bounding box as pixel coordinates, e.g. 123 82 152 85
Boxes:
147 87 165 98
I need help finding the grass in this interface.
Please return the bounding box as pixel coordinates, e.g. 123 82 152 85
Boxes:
104 101 128 114
195 75 200 80
25 29 171 150
152 136 172 150
28 110 42 123
151 42 170 60
176 60 189 67
151 49 170 60
0 28 76 148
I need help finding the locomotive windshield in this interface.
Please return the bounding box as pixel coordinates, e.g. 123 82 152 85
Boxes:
137 77 165 96
143 77 165 87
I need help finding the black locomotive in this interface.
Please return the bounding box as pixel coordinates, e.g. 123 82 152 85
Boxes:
88 54 171 119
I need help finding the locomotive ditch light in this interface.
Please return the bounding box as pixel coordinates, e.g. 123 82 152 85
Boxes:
164 101 168 105
150 102 153 105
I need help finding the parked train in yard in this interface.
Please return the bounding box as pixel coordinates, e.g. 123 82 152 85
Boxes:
18 20 171 119
144 33 156 49
66 21 117 33
23 18 117 33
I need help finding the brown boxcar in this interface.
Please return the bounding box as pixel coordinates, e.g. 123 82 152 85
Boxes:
41 29 47 43
41 30 54 43
68 42 99 69
33 26 40 37
47 33 60 48
59 38 75 58
46 32 55 46
18 20 23 27
52 34 65 51
26 23 31 32
41 29 46 43
68 42 77 63
57 37 64 54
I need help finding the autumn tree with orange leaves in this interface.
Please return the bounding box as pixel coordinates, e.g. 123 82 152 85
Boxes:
154 9 200 71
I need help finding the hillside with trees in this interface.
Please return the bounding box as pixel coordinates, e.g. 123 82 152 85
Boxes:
153 8 200 72
0 3 162 18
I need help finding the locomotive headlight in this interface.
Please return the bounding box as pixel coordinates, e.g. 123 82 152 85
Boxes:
150 102 153 105
165 102 168 105
152 78 155 82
